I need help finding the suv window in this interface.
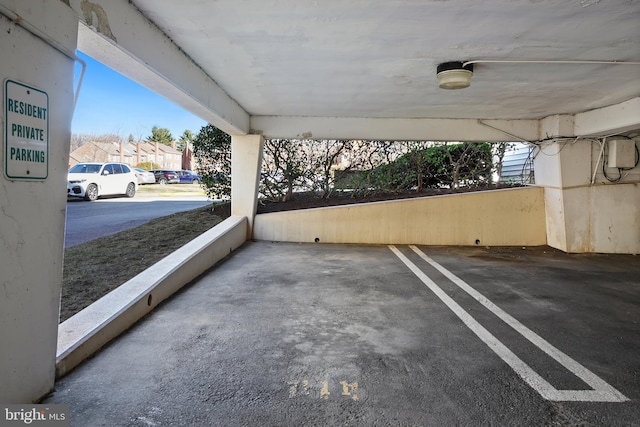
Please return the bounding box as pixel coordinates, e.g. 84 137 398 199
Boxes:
121 165 131 173
103 164 116 175
69 164 101 174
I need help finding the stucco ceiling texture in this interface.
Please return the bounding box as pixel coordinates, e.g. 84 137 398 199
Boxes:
132 0 640 121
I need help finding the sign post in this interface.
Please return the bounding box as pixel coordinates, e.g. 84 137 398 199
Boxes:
4 79 49 180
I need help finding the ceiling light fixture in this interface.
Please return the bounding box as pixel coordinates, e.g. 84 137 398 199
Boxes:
437 59 640 90
462 59 640 67
436 61 474 90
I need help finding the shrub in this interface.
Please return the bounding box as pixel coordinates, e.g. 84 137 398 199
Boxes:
135 161 160 170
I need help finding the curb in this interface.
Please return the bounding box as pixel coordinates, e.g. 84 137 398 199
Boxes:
136 192 206 197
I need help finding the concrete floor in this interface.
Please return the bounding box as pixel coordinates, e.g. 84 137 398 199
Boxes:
45 242 640 426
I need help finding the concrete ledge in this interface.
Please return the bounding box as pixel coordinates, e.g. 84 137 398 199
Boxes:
254 187 547 246
56 216 248 378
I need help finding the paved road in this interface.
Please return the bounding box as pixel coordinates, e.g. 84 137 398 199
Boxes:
65 195 212 247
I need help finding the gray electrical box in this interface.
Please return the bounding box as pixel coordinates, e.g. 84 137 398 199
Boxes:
607 138 636 169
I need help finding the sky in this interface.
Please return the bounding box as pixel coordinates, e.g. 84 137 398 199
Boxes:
72 51 207 141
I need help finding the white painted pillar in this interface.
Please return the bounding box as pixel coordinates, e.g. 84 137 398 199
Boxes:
0 1 77 402
535 140 592 252
534 115 590 252
535 115 640 253
231 134 264 238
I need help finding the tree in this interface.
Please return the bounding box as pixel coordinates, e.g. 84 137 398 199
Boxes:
332 140 398 196
492 142 513 184
442 142 473 188
365 141 434 192
402 141 435 191
146 126 174 147
366 142 493 191
261 139 309 202
443 142 492 187
308 139 352 198
192 124 231 199
178 130 195 152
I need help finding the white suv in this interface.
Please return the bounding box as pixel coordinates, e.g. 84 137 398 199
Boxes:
67 162 138 201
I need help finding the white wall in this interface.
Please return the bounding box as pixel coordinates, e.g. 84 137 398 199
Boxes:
0 1 77 402
254 187 547 246
588 136 640 253
534 136 640 253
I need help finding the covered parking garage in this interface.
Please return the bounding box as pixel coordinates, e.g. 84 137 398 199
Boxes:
45 242 640 425
1 1 639 422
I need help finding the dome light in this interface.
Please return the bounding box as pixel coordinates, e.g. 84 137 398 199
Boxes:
437 61 474 89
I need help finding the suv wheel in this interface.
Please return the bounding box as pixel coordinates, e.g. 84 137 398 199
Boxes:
125 182 136 198
84 184 98 201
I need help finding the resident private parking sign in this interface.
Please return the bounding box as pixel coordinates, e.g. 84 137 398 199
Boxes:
4 79 49 180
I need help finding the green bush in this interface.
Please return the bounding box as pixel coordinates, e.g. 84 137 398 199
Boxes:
361 142 493 192
135 161 160 170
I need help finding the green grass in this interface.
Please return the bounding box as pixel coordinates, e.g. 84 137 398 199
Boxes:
60 202 230 322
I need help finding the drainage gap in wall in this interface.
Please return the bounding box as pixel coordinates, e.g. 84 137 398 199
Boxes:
475 239 481 245
147 294 153 306
314 237 320 243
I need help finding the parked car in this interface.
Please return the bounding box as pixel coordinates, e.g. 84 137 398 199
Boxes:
150 170 179 185
67 162 138 201
175 170 201 184
134 168 156 185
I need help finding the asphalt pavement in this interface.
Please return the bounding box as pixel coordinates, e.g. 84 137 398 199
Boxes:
45 242 640 426
64 194 211 247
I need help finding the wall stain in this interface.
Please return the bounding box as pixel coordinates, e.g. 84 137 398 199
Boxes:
80 0 117 42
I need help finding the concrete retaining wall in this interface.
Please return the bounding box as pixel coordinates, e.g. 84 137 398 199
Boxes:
253 187 547 246
56 216 248 378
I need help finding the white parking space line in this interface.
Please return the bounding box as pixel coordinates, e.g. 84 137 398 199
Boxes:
389 245 628 402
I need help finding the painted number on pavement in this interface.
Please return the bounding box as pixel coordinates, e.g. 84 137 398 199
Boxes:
288 379 359 401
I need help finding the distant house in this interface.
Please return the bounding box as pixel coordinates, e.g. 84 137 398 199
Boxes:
182 143 194 171
69 141 188 170
129 142 182 170
69 142 116 165
499 142 535 184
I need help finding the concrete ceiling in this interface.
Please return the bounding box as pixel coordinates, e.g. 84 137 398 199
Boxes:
72 0 640 139
131 0 640 120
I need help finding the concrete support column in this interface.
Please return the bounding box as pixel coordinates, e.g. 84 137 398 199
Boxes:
534 139 592 252
231 134 264 238
535 115 590 252
0 0 77 402
535 115 640 253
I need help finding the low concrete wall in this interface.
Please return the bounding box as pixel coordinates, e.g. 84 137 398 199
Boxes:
56 216 248 378
253 187 546 246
